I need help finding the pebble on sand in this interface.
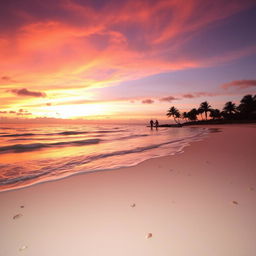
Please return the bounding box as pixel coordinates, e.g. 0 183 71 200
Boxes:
13 213 23 220
146 233 153 239
232 200 239 205
130 203 136 208
19 245 28 251
20 205 24 208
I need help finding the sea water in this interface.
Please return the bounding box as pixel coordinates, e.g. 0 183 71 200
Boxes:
0 123 209 191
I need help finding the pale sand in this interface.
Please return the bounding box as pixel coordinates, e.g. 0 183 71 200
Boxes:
0 124 256 256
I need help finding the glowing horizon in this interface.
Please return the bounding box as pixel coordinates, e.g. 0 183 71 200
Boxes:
1 0 256 122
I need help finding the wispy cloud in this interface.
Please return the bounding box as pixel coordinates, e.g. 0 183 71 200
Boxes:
10 88 46 97
1 0 255 119
141 99 154 104
222 80 256 89
159 96 179 102
16 109 32 116
1 76 11 81
1 0 254 90
182 92 219 98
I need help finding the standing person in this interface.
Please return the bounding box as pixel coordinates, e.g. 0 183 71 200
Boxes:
155 120 159 130
150 120 154 130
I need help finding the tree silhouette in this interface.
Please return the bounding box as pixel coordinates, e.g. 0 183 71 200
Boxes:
199 101 211 120
165 94 256 125
223 101 237 118
238 94 256 119
167 106 181 124
187 108 198 121
182 112 188 122
210 109 221 119
197 107 204 120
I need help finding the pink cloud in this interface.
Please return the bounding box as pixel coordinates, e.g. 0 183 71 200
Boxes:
222 80 256 89
183 94 195 98
159 96 179 102
182 92 219 98
1 0 253 86
0 0 255 111
141 99 154 104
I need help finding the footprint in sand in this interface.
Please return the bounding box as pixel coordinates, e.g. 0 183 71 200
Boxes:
19 245 28 251
13 213 23 220
146 233 153 239
130 203 136 208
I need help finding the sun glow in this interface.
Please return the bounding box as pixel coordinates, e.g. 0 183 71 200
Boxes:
50 103 116 119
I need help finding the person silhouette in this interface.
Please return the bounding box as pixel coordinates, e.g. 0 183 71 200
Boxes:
150 120 154 130
155 120 159 130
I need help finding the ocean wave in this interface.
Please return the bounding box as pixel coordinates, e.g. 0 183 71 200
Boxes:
0 125 210 191
0 170 52 185
1 133 36 137
115 134 149 140
0 135 202 186
0 129 125 138
0 138 101 153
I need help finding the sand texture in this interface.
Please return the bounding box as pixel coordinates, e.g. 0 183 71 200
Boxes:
0 124 256 256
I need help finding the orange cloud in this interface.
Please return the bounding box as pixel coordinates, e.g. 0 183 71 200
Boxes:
222 80 256 89
1 0 254 89
10 88 46 97
1 0 255 119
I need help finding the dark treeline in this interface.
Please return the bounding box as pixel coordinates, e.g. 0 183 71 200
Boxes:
166 94 256 125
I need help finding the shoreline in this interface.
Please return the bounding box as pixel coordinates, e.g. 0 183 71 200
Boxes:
1 124 256 256
0 126 210 193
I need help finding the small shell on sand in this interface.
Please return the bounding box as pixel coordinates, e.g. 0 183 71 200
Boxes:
20 205 25 208
232 200 239 205
13 213 23 220
146 233 153 239
130 203 136 208
19 245 28 251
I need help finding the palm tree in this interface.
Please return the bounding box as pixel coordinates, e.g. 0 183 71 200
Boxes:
167 106 181 124
197 107 204 120
223 101 237 115
187 108 198 121
238 94 256 118
199 101 211 120
182 112 188 122
209 109 221 119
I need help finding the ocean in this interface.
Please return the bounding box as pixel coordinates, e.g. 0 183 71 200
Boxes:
0 123 209 192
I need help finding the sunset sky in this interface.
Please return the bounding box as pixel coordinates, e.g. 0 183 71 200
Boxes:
1 0 256 123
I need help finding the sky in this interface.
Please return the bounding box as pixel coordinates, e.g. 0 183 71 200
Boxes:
0 0 256 123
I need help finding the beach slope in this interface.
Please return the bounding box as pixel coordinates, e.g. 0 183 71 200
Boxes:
1 125 256 256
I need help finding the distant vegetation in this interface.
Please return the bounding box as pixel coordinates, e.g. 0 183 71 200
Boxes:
166 94 256 125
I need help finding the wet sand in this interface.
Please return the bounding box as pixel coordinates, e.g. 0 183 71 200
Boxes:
0 124 256 256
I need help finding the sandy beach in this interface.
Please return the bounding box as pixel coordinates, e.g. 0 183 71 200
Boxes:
1 124 256 256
